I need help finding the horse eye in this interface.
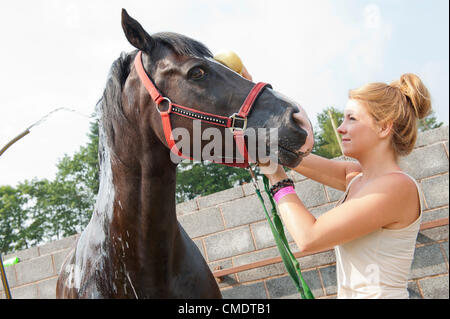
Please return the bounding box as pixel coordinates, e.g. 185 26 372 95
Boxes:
189 67 206 80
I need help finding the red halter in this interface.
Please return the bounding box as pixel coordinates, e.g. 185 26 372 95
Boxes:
134 51 271 168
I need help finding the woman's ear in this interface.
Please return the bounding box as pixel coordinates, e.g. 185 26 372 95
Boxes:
121 9 155 52
378 121 393 139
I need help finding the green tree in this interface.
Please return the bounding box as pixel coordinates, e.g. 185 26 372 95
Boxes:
312 107 344 159
0 186 28 253
176 161 251 203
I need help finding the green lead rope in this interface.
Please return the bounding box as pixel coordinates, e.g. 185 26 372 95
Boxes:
252 171 314 299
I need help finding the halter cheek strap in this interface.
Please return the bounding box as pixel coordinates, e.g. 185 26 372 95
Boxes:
133 51 271 167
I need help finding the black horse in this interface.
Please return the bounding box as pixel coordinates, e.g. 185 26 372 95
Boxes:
56 9 313 298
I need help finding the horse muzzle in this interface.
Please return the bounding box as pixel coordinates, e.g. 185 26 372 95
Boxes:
257 91 314 168
292 110 314 156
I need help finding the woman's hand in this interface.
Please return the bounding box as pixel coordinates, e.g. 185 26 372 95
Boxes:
258 160 288 184
241 65 253 81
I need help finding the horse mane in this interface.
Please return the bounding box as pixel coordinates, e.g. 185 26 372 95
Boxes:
96 50 136 155
152 32 213 58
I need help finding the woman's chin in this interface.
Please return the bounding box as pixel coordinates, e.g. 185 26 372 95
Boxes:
341 147 354 159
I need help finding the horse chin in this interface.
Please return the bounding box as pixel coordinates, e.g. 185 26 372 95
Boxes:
275 146 303 168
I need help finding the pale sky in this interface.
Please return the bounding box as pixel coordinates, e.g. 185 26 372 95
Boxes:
0 0 448 187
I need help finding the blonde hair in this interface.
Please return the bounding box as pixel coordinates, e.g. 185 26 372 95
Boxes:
349 73 432 156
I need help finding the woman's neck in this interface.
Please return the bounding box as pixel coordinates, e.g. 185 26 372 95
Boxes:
356 144 400 181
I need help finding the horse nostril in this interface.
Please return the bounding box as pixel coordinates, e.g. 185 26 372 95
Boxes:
292 112 305 128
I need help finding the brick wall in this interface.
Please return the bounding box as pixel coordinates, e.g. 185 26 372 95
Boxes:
1 126 448 299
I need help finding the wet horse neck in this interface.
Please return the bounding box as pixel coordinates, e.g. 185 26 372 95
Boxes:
94 136 181 291
109 147 180 266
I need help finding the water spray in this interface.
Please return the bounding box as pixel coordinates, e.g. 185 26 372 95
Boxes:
0 107 95 157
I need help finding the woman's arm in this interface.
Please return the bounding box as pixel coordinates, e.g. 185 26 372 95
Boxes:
293 154 361 191
276 173 418 254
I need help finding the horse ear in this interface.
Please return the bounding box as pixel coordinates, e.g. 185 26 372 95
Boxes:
121 9 155 52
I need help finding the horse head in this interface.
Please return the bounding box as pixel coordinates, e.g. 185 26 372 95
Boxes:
119 9 314 169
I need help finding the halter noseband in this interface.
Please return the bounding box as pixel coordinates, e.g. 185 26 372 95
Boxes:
134 51 271 168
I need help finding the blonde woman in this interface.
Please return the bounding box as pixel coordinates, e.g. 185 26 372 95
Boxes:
256 73 431 298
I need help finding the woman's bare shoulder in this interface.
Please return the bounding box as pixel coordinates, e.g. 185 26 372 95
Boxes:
344 162 362 188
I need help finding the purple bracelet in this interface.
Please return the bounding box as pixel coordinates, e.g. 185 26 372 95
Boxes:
273 186 296 203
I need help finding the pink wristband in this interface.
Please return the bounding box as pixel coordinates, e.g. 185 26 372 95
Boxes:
273 186 296 203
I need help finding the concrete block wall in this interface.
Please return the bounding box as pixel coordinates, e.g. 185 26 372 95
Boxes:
0 235 79 299
1 126 448 299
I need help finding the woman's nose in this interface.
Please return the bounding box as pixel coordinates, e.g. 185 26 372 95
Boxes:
337 123 345 135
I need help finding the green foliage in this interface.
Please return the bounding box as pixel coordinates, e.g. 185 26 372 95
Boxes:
0 185 31 253
175 161 252 203
312 107 344 159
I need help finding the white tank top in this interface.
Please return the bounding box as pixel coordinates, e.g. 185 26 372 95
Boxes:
334 171 422 299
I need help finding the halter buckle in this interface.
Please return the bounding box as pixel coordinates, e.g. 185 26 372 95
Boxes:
229 113 247 133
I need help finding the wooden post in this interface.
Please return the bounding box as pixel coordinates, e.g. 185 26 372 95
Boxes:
327 109 345 158
0 253 12 299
